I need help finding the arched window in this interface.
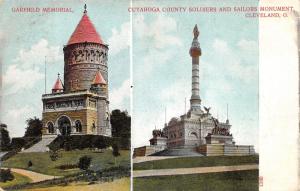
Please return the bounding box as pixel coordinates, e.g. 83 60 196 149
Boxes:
190 132 198 138
47 122 54 134
75 120 82 132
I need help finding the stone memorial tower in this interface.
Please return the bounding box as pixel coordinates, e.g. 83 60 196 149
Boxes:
41 5 111 137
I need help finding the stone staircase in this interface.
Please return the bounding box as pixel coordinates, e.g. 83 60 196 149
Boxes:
22 135 57 153
150 147 203 156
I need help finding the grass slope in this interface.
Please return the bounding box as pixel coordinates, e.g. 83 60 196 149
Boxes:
21 178 130 191
134 170 258 191
0 172 32 189
134 155 259 170
2 149 130 176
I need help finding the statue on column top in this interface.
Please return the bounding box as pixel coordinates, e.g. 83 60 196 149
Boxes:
193 24 199 40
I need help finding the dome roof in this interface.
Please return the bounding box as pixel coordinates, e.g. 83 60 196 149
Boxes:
67 13 103 45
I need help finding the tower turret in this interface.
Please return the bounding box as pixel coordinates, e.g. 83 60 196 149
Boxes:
189 24 202 113
52 73 64 93
63 5 108 92
90 70 107 95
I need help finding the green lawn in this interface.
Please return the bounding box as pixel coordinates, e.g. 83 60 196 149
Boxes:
134 170 258 191
134 155 259 170
0 172 32 189
21 178 130 191
2 149 130 176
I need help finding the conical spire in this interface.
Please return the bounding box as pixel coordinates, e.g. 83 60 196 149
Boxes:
67 5 103 45
92 70 106 85
52 73 64 93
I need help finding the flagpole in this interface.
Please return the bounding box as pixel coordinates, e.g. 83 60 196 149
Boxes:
44 56 47 94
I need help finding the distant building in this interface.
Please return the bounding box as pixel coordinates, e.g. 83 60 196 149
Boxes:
41 6 111 137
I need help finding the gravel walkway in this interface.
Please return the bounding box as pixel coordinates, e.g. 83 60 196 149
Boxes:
133 164 258 178
133 156 181 163
1 168 58 183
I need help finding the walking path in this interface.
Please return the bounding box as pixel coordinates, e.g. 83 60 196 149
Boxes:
133 164 258 178
133 156 182 163
1 168 58 183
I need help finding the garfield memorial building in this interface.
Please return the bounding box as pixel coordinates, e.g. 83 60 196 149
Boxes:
41 7 111 138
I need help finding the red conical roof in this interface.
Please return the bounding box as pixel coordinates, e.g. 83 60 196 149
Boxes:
52 76 64 90
93 71 106 85
67 13 103 45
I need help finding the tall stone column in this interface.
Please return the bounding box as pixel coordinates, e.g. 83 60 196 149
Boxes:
189 25 202 112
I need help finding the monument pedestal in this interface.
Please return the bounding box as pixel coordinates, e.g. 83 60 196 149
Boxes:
205 134 234 145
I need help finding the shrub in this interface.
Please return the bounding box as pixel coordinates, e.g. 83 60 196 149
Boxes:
10 137 40 150
10 138 26 150
28 160 33 168
56 164 78 170
49 150 59 161
0 169 14 182
78 156 92 170
48 135 113 151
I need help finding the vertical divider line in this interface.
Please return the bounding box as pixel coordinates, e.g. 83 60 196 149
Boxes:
130 0 133 190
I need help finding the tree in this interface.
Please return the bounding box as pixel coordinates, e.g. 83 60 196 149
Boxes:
112 144 120 166
0 169 14 182
78 156 92 170
24 117 43 137
0 125 11 151
110 110 131 149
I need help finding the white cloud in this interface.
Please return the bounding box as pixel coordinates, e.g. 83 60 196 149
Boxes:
212 38 230 54
3 65 44 95
212 38 257 84
133 15 182 49
3 39 63 95
108 22 131 56
135 49 173 80
237 39 257 52
133 15 182 79
109 79 130 111
3 105 38 137
14 39 62 68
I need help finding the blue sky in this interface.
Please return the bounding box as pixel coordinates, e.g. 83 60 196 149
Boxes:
131 0 259 150
0 0 130 137
0 0 258 151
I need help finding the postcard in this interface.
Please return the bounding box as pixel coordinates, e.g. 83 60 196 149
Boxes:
0 0 299 191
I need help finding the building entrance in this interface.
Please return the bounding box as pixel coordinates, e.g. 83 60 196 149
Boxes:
58 116 71 136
